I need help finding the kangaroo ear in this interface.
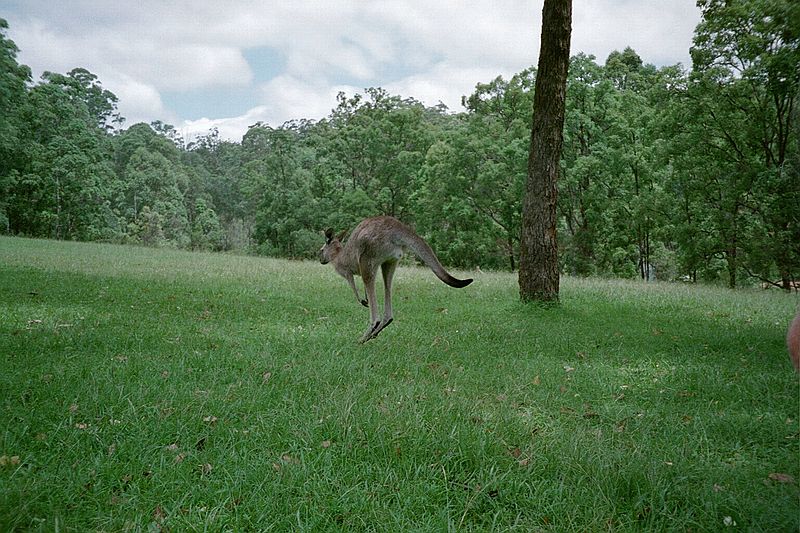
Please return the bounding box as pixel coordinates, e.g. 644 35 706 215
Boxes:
337 229 348 242
324 228 334 242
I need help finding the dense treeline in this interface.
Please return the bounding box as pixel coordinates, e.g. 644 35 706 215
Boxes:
1 1 798 288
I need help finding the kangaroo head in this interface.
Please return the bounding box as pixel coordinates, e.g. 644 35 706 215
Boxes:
318 228 346 264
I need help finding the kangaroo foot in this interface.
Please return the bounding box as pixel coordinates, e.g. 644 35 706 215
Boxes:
359 321 382 344
359 318 395 343
371 317 393 339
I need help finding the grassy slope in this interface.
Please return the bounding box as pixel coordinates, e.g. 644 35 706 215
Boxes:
0 236 798 531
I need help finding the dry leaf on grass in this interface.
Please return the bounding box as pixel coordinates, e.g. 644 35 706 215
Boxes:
0 456 20 466
767 472 795 484
281 453 300 465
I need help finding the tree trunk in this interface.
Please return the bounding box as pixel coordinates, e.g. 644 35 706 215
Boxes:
508 233 516 271
726 245 737 289
519 0 572 303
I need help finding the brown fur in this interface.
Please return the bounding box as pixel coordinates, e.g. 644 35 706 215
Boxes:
788 311 800 372
319 216 472 343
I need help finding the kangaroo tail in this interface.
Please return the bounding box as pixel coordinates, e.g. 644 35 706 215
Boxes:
402 232 473 288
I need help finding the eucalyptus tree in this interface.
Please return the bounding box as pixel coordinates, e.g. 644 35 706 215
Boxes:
559 54 616 275
0 19 31 233
190 197 224 251
241 121 321 257
9 69 119 240
673 0 800 287
42 68 123 133
113 123 197 247
600 50 671 280
123 147 190 247
559 51 676 280
325 88 432 219
414 71 534 270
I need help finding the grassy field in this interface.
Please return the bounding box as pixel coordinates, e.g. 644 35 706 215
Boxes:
1 236 798 531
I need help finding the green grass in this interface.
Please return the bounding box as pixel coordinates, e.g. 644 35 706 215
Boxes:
1 236 798 531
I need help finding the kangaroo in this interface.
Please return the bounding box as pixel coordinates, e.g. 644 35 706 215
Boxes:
318 216 473 343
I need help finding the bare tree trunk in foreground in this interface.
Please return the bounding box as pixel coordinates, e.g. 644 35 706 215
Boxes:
519 0 572 303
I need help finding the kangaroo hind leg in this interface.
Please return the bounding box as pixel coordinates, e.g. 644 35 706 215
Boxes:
369 260 397 340
359 258 381 343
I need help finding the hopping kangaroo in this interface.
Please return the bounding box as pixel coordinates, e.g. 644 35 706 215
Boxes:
318 216 473 343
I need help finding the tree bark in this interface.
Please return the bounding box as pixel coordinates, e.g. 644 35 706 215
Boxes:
519 0 572 303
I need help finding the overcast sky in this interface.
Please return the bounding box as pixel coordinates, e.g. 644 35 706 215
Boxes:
4 1 701 142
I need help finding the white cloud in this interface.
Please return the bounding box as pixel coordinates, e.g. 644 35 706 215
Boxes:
11 18 252 92
181 107 269 145
259 75 360 124
9 18 84 78
126 44 252 91
386 63 515 111
105 75 170 127
572 0 698 68
179 76 362 142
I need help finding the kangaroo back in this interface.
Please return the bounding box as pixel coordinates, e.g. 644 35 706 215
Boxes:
399 229 473 288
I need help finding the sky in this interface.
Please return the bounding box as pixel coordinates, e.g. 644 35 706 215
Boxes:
3 1 701 142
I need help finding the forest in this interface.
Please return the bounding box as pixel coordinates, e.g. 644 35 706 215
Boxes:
1 0 798 288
